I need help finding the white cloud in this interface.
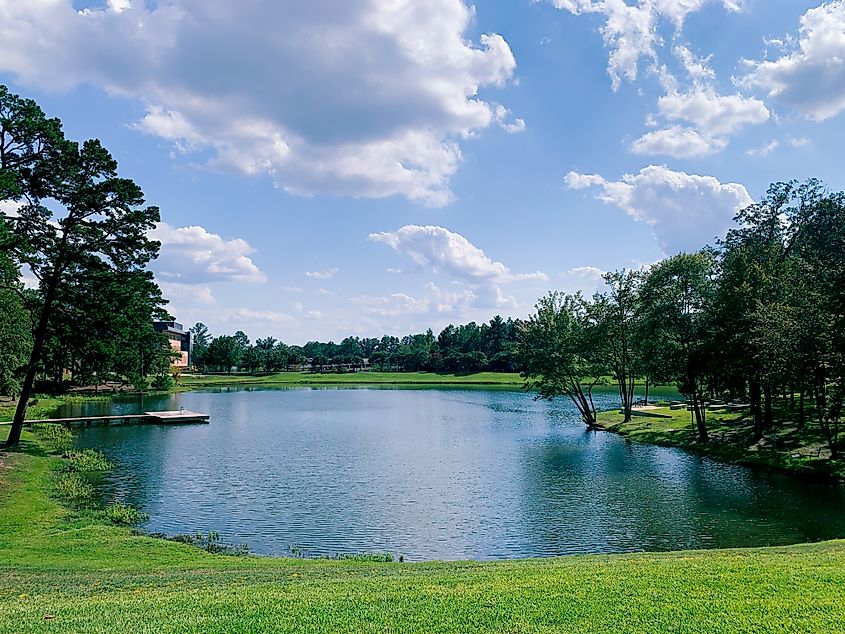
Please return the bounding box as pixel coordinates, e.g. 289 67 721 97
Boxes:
560 266 607 295
0 0 518 206
158 282 216 305
742 1 845 121
658 89 769 136
219 308 295 325
305 268 339 280
351 280 514 320
566 165 752 253
368 225 547 282
631 125 726 158
632 90 769 158
0 200 22 218
493 105 527 133
745 140 779 157
789 136 811 147
148 222 266 285
549 0 742 90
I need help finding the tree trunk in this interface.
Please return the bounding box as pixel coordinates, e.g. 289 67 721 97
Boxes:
690 379 708 443
764 384 774 429
6 281 58 447
644 379 650 406
750 380 763 441
798 385 806 431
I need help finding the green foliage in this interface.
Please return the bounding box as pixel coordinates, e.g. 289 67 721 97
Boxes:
103 503 148 526
30 423 73 454
51 472 95 506
322 552 397 563
60 449 112 473
0 84 167 446
151 373 174 391
519 292 600 423
165 531 251 556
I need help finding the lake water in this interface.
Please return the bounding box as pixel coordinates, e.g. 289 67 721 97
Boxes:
68 387 845 561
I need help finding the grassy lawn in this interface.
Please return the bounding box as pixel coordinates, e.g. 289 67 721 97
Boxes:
2 430 845 633
0 397 66 423
595 405 845 481
178 370 526 389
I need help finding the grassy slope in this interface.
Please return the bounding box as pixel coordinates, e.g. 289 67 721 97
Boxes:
179 371 525 389
2 433 845 633
595 406 845 481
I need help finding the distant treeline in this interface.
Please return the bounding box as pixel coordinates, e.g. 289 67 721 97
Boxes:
190 316 522 374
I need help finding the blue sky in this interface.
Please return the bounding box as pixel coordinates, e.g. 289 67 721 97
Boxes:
1 0 844 343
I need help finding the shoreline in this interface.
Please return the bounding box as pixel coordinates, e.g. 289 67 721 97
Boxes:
1 429 844 632
594 406 845 483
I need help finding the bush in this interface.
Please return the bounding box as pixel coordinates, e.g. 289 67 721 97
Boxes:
61 449 112 472
104 503 148 526
151 374 174 391
52 472 95 505
168 531 251 556
31 423 73 454
323 552 397 563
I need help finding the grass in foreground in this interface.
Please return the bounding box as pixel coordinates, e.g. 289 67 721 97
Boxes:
2 431 845 633
596 405 845 481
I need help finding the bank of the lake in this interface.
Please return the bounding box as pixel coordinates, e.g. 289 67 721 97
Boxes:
2 430 844 634
178 370 526 389
595 406 845 482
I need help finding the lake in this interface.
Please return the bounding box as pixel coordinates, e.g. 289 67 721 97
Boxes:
69 387 845 561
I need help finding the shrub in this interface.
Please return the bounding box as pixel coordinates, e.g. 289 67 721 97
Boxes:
104 503 148 526
151 374 174 391
52 472 95 505
61 449 112 472
168 531 251 556
31 423 73 454
323 552 397 563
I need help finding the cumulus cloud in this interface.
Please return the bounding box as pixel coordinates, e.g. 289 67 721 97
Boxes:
219 308 295 325
368 225 547 282
549 0 742 90
566 165 752 253
745 140 779 157
0 0 518 206
742 1 845 121
632 89 769 157
658 90 769 136
148 222 266 285
631 125 726 158
549 1 768 158
158 282 216 305
305 268 339 280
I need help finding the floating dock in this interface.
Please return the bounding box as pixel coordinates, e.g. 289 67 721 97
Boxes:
23 410 210 429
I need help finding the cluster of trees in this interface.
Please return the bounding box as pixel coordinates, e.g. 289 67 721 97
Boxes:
0 86 173 446
189 316 521 374
521 180 845 458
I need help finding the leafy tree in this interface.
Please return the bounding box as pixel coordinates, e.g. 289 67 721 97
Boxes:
592 270 640 422
206 336 243 372
1 87 162 446
638 252 716 443
0 221 32 395
190 322 211 369
519 292 601 426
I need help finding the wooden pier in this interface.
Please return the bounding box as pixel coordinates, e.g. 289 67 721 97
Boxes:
22 410 210 429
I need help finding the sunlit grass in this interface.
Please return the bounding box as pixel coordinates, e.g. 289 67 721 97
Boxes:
1 429 844 633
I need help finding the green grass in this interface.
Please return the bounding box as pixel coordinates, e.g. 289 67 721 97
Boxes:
2 430 845 632
596 405 845 480
179 371 526 389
